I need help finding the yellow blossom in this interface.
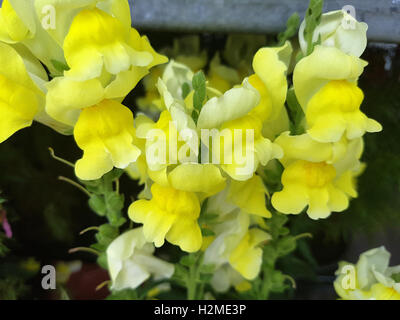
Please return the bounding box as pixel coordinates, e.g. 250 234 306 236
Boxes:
74 99 141 180
128 183 203 252
271 160 356 219
293 46 382 143
229 228 270 280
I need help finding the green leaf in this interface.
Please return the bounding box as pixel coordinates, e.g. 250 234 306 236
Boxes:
97 252 108 270
182 82 191 99
199 213 219 224
192 71 206 112
95 224 119 246
278 13 300 45
104 168 124 181
391 272 400 283
278 227 290 236
276 236 297 256
286 87 305 135
304 0 324 55
51 59 70 73
201 228 215 237
105 192 124 213
88 194 106 216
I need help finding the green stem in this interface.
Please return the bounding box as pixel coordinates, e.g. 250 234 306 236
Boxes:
49 147 75 168
68 247 100 256
80 226 100 235
58 176 92 197
186 252 203 300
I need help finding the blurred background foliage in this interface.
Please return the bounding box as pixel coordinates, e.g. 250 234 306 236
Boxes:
0 32 399 300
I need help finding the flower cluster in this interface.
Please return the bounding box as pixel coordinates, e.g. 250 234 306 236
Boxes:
0 1 386 298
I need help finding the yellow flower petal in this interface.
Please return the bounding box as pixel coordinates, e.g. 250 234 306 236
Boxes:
168 163 226 196
229 229 270 280
128 184 202 252
228 175 271 218
63 8 153 81
251 41 292 121
74 99 140 180
293 45 366 109
0 42 42 142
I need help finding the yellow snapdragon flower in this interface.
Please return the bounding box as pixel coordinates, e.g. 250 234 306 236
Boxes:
203 202 269 289
248 41 292 139
0 42 43 143
271 132 364 219
197 79 283 181
128 183 203 252
46 7 167 126
135 110 226 197
229 228 270 280
0 42 70 142
293 46 382 143
227 174 271 218
34 0 132 47
334 247 400 300
271 160 354 219
41 4 167 180
73 99 141 180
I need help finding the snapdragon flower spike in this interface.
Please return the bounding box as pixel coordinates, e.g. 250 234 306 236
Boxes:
73 99 141 180
107 227 174 291
128 184 203 253
293 46 382 143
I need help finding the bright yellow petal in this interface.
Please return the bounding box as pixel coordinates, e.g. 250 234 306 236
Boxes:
168 163 226 195
228 175 271 218
46 77 105 126
0 42 42 142
252 41 292 120
293 46 366 109
166 218 202 253
74 99 140 180
229 229 270 280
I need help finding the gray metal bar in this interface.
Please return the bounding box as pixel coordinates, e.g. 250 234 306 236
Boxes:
130 0 400 43
0 0 398 43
